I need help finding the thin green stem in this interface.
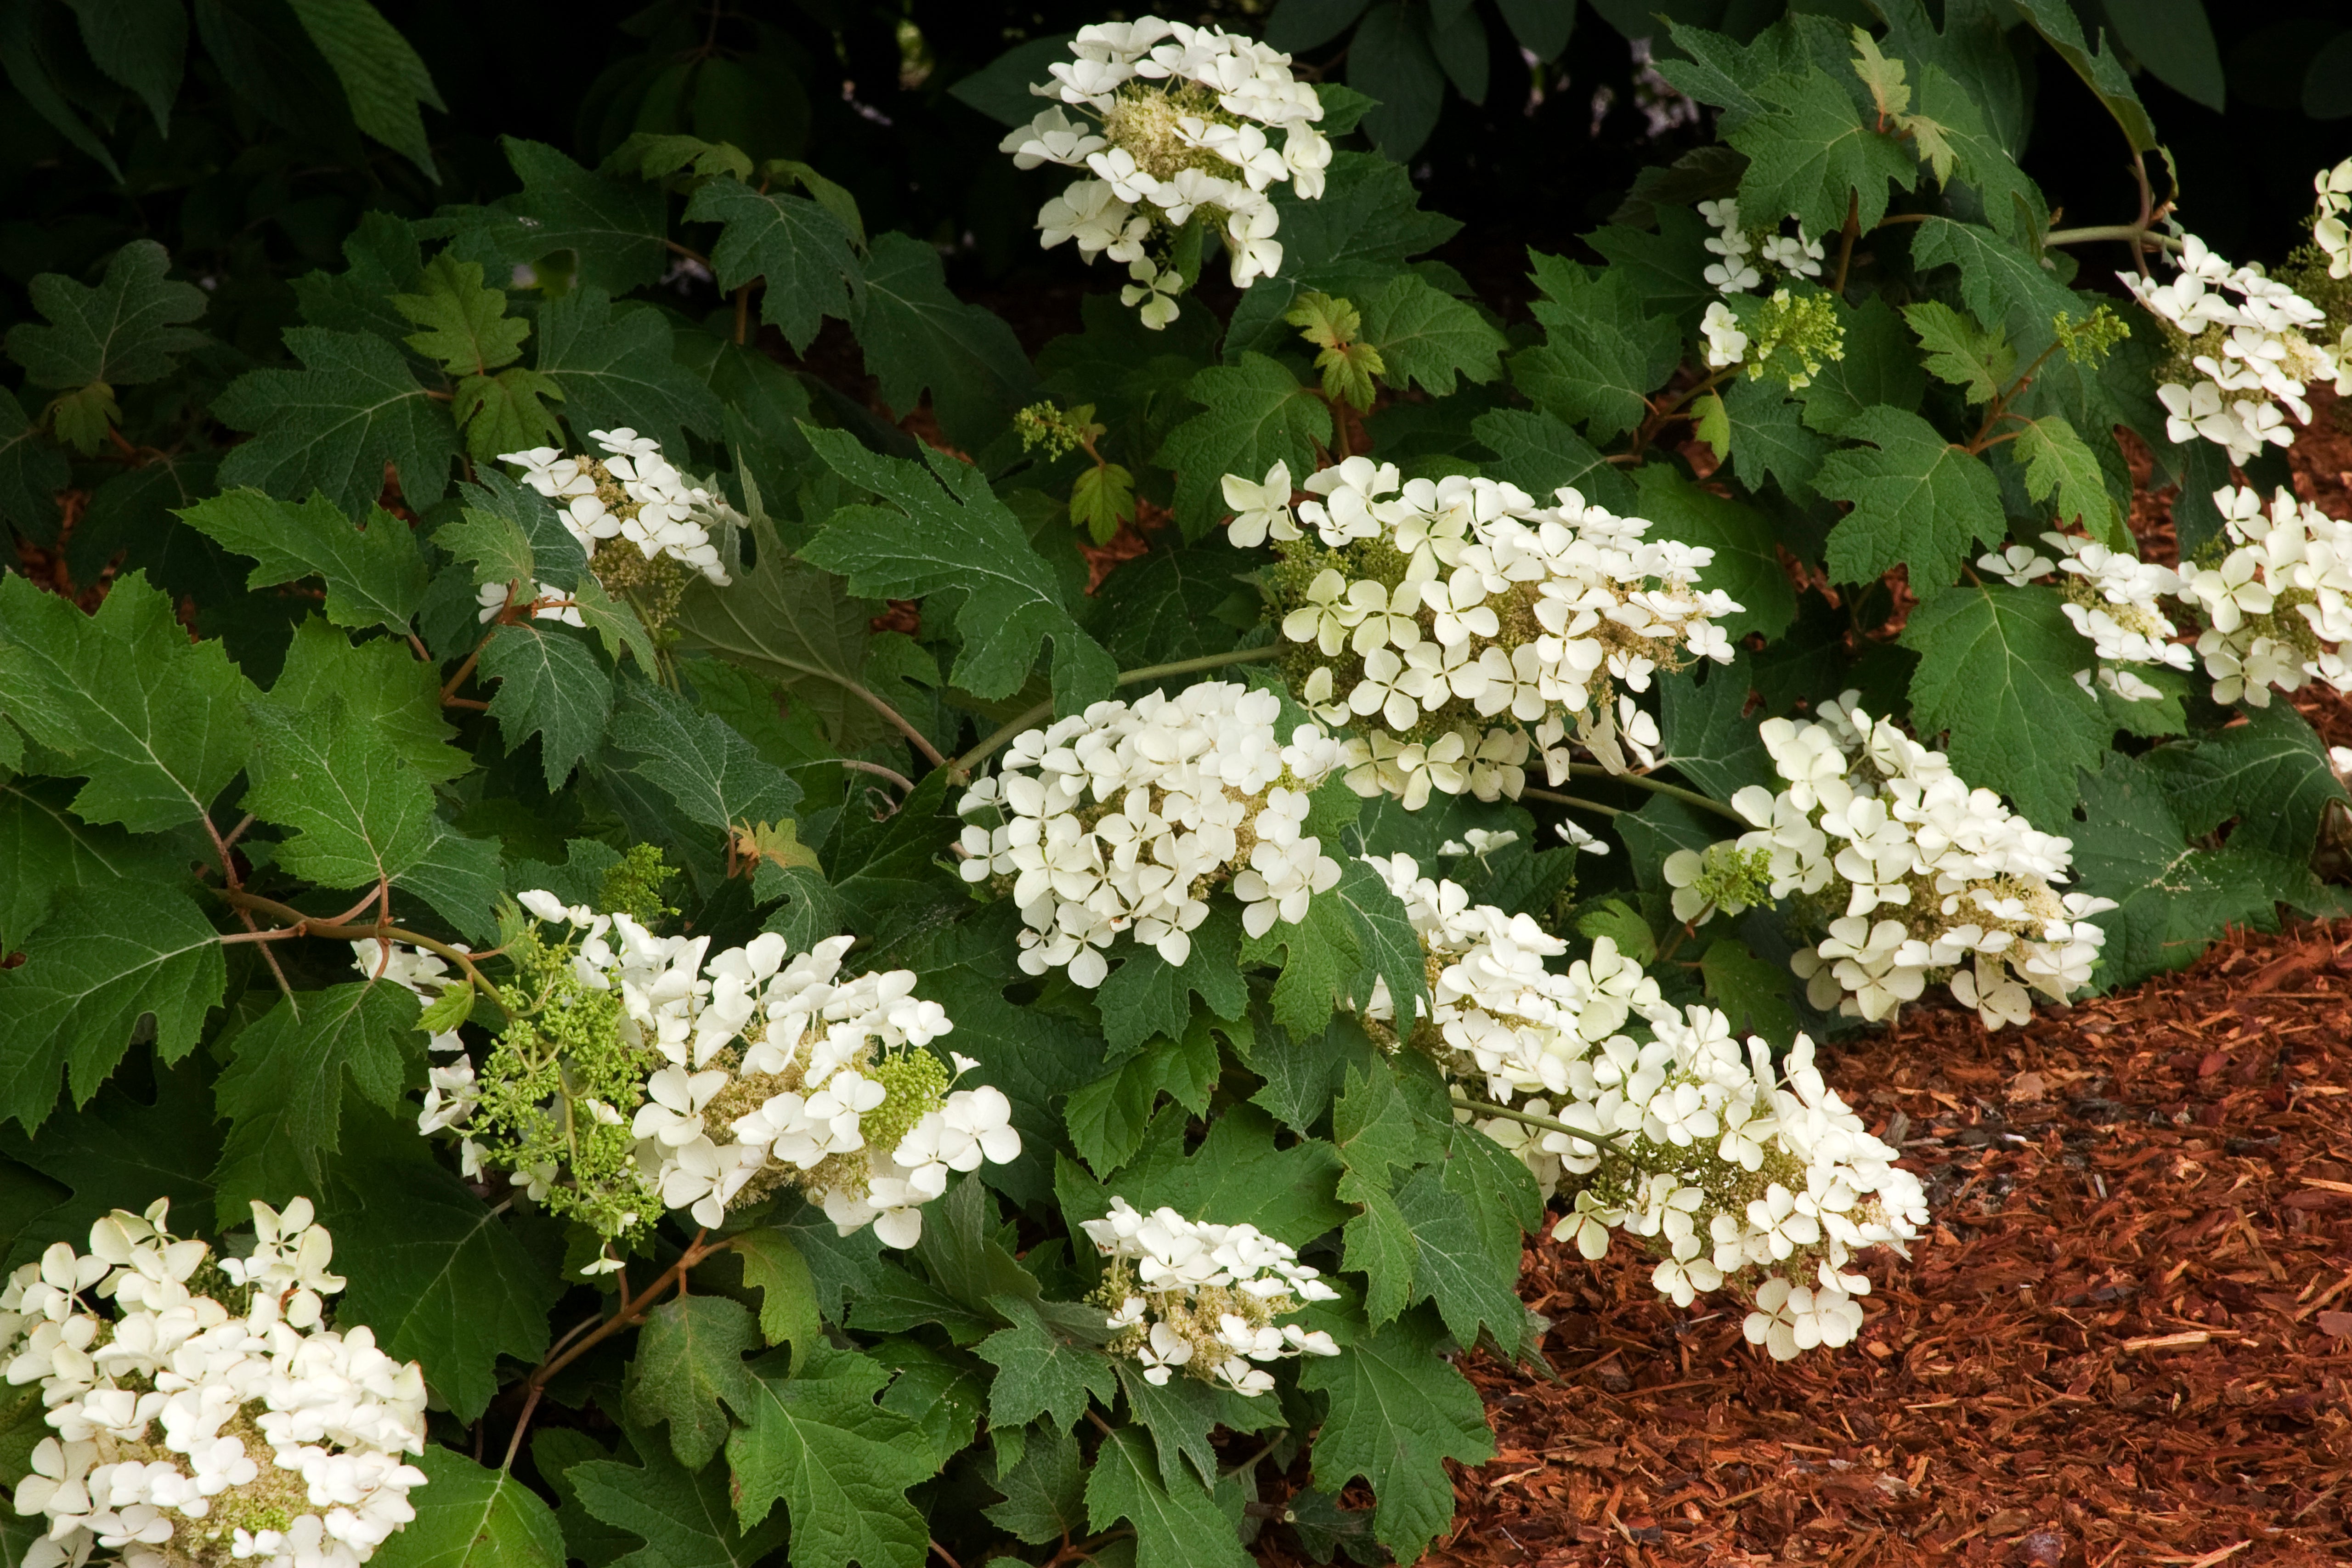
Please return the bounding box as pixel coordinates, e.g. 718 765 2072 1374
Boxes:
1452 1096 1633 1149
1561 764 1746 824
2042 224 2182 253
948 645 1282 778
1521 787 1623 818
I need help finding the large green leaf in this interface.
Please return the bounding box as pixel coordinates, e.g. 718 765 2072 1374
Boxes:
266 618 466 784
849 231 1036 450
0 1053 220 1268
1510 256 1680 441
625 1295 763 1471
1817 406 2005 590
1628 464 1796 641
568 1439 788 1568
0 884 225 1129
2069 755 2294 989
215 328 458 515
1237 857 1428 1044
242 697 441 889
5 239 206 389
370 1446 565 1568
320 1117 560 1425
1153 353 1334 540
283 0 445 175
1356 272 1505 396
973 1294 1119 1430
0 572 258 832
2143 703 2351 863
1300 1307 1496 1563
533 287 724 457
605 677 802 835
175 489 426 639
686 179 861 354
477 622 615 789
211 980 424 1212
799 426 1113 707
1900 582 2106 826
1730 68 1920 235
0 777 200 957
1085 1427 1250 1568
1220 152 1461 357
724 1347 935 1568
493 136 672 294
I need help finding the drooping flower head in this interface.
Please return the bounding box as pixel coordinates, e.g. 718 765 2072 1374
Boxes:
0 1199 430 1568
1001 18 1331 327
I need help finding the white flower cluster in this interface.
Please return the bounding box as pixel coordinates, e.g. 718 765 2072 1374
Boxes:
1002 17 1330 327
2121 232 2342 464
1357 855 1924 1359
1977 533 2194 705
1694 197 1828 372
2178 484 2352 708
2318 158 2352 283
1 1200 428 1568
1080 1199 1338 1395
1666 701 2112 1029
380 905 1020 1258
953 681 1346 985
500 427 738 587
1233 456 1737 805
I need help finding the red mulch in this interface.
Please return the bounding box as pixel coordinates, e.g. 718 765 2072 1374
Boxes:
1325 919 2352 1568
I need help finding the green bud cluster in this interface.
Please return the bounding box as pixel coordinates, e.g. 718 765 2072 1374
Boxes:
1743 288 1845 390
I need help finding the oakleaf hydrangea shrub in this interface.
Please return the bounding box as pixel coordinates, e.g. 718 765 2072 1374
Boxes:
0 6 2348 1567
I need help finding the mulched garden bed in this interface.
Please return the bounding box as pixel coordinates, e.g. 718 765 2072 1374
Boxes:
1344 915 2352 1568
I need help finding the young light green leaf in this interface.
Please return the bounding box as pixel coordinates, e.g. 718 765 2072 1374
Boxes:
213 328 459 515
625 1295 763 1471
210 980 424 1213
0 884 226 1130
1902 300 2015 407
177 489 427 638
1153 353 1334 540
0 572 258 832
5 239 206 389
850 231 1037 449
1300 1308 1496 1563
2009 414 2127 549
724 1346 935 1568
368 1445 565 1568
568 1439 789 1568
684 179 861 354
1085 1427 1250 1568
284 0 446 176
1286 289 1385 412
1849 25 1911 121
532 287 724 457
1690 390 1731 464
1817 405 2006 590
974 1294 1120 1431
392 252 527 375
1069 461 1136 546
799 425 1114 706
1900 582 2108 826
